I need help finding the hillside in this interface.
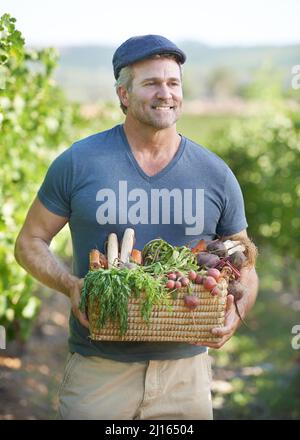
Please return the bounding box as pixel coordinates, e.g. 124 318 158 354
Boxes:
53 42 300 102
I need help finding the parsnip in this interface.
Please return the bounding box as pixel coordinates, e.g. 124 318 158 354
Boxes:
223 240 241 250
107 233 119 268
227 244 246 255
120 228 135 264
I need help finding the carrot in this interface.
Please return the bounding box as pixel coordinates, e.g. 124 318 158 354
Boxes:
130 249 143 265
98 252 108 269
89 249 102 270
89 249 108 270
191 239 207 254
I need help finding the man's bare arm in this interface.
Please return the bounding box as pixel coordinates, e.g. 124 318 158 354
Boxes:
14 197 89 328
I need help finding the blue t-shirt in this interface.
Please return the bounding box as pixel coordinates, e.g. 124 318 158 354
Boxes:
38 124 248 362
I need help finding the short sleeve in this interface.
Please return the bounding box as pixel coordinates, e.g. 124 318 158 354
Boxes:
37 147 73 217
216 167 248 236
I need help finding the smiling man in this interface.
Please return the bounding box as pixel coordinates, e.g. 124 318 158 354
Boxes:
15 35 258 420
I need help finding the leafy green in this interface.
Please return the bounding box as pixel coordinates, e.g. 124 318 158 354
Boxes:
80 267 172 336
142 239 198 274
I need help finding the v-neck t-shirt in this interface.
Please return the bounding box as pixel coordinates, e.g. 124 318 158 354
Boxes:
38 124 248 362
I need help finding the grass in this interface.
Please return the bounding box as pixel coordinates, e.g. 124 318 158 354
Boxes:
177 113 239 149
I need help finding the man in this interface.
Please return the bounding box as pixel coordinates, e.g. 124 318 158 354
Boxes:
14 35 258 420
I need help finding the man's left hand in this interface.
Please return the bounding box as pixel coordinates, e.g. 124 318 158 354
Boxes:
190 294 244 349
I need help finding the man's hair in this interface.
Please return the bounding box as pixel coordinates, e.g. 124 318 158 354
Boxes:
115 54 183 115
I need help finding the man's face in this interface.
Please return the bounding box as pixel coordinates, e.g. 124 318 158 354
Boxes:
124 58 183 129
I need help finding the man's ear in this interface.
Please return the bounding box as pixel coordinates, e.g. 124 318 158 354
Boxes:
117 86 129 108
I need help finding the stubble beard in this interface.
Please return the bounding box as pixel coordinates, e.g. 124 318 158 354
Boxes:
130 100 182 130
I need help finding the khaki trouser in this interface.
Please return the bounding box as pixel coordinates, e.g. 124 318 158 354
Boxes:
56 351 213 420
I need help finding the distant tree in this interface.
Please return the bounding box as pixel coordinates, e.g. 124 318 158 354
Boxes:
205 66 239 99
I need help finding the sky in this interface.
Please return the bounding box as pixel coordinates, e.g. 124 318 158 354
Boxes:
1 0 300 48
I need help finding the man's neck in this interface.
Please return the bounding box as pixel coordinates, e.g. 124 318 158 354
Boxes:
123 118 181 157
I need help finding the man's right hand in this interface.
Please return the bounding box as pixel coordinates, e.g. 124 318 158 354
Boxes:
69 278 90 329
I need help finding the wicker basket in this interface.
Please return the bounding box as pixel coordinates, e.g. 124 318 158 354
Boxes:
87 278 227 344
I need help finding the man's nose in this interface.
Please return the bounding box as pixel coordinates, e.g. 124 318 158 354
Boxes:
156 84 173 99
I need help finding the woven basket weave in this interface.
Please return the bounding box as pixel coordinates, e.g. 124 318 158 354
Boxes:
87 278 227 344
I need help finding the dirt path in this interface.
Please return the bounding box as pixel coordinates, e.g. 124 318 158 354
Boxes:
0 289 70 420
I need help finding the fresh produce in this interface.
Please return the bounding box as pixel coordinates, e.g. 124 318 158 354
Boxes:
179 277 190 287
107 233 119 268
142 239 198 275
227 280 246 301
80 266 171 335
225 236 258 268
229 250 247 269
89 249 108 270
211 286 221 296
206 239 228 257
166 280 176 290
122 262 137 269
227 280 248 325
197 252 220 268
195 274 203 284
188 270 197 281
190 239 207 254
203 276 217 291
207 268 221 281
131 249 143 265
120 228 135 264
82 230 257 336
89 249 102 270
184 295 200 309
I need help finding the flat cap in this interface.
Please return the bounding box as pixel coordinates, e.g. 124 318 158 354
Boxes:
112 34 186 80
